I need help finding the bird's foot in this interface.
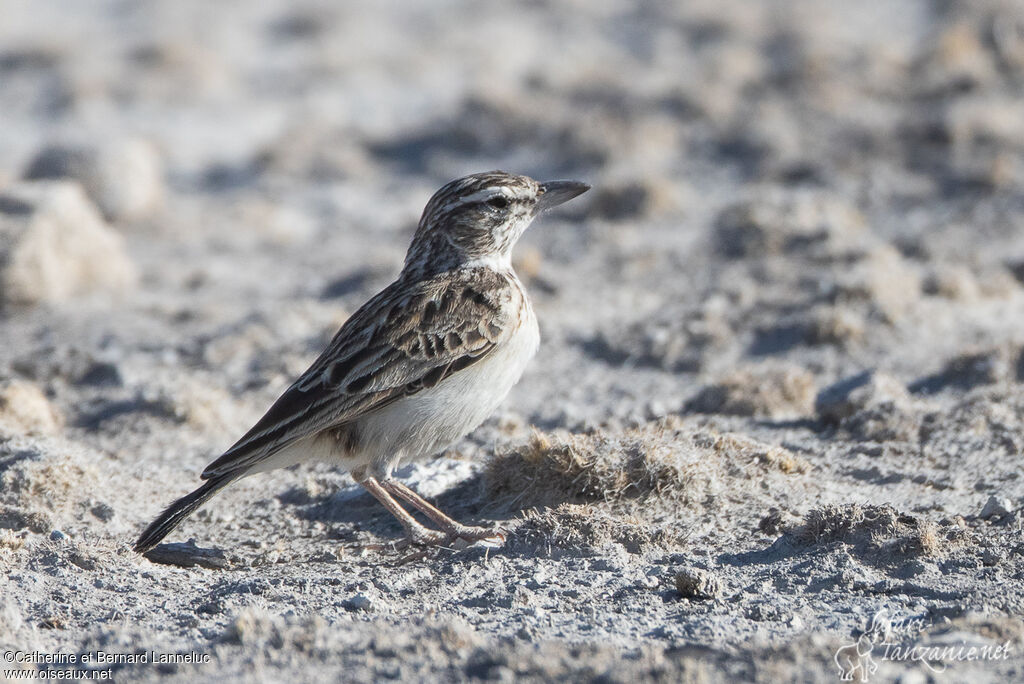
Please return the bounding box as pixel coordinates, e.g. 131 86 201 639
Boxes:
389 524 505 554
444 524 506 550
392 526 449 550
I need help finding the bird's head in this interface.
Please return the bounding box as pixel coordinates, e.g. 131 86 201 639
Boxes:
404 171 589 273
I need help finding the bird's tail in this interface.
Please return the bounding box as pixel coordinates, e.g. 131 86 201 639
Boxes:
133 473 236 553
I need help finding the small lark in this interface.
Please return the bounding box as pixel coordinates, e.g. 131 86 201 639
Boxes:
135 171 589 552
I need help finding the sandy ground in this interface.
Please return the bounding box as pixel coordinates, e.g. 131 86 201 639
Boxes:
2 0 1024 681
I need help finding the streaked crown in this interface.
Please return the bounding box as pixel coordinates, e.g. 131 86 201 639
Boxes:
404 171 588 274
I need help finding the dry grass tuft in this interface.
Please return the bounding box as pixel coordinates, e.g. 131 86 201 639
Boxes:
486 430 684 505
674 567 723 600
793 504 902 545
223 607 329 652
708 433 810 474
912 520 941 556
0 529 26 552
792 504 948 558
484 418 809 513
0 380 63 436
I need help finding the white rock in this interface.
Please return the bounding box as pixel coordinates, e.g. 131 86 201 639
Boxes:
816 370 911 423
979 495 1013 520
343 593 374 612
0 380 63 435
837 245 922 322
0 181 138 304
24 138 164 222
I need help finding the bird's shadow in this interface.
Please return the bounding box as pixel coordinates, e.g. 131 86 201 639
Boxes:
281 466 589 560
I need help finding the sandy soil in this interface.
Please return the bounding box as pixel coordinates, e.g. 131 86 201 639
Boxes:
2 1 1024 681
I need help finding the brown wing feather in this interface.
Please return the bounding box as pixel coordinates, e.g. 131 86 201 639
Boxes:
201 269 514 478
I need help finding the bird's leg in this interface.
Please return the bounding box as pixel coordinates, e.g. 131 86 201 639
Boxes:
351 467 447 547
380 479 505 545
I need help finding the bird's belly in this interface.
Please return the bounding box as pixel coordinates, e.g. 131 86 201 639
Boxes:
357 314 539 471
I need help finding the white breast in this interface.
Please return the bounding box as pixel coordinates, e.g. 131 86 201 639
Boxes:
355 304 539 474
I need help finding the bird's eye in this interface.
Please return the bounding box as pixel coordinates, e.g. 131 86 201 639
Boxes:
486 196 509 210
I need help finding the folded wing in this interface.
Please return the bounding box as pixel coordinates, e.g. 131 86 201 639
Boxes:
201 271 513 478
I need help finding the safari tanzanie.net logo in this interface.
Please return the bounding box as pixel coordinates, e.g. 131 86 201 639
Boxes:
834 609 1012 681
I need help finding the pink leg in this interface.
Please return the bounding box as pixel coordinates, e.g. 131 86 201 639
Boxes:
352 468 447 547
380 479 505 545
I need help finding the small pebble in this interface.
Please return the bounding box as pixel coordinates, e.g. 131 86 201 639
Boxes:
674 567 723 600
343 593 374 612
981 549 1003 567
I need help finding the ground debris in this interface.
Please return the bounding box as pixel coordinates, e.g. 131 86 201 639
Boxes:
513 503 683 555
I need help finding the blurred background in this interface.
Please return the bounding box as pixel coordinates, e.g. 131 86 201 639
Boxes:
4 0 1023 237
3 0 1024 426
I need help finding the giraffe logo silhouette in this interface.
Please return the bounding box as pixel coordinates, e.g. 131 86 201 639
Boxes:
834 609 891 682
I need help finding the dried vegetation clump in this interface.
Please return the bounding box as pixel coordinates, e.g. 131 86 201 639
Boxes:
223 607 330 652
790 504 950 558
0 181 138 305
713 190 867 259
486 430 682 505
829 245 923 323
673 567 723 600
484 418 809 512
910 344 1023 394
816 371 924 442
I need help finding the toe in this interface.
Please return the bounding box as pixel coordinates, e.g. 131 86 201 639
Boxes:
409 529 449 547
450 525 506 548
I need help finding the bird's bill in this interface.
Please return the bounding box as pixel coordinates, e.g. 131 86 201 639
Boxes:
536 180 590 211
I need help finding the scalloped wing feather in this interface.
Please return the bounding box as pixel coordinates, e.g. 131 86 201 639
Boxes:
201 269 516 478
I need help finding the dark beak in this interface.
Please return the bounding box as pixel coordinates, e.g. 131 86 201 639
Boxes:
536 180 590 212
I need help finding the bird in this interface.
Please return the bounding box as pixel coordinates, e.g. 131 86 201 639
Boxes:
134 171 589 553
